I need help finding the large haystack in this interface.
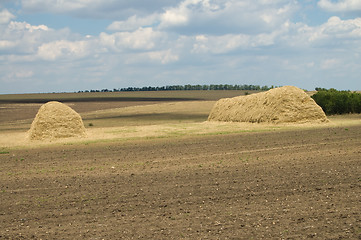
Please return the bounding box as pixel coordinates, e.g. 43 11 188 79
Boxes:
28 101 86 140
208 86 328 123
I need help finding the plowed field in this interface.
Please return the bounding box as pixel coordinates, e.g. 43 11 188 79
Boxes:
1 126 360 239
0 92 360 239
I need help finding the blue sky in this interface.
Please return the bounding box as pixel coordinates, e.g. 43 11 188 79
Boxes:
1 0 361 94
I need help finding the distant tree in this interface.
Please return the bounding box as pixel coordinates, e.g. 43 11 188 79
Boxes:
312 88 361 115
315 87 328 91
82 84 274 93
261 85 269 91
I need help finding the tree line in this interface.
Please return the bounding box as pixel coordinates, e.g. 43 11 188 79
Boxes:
79 84 275 93
312 88 361 115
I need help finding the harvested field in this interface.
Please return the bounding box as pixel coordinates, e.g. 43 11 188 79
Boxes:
0 91 360 239
0 90 252 128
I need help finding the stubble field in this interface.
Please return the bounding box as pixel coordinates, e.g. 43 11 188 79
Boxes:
0 91 360 239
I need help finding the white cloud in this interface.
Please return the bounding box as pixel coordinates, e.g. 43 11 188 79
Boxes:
147 49 179 64
159 0 193 28
190 22 289 55
8 70 34 78
19 0 299 36
161 7 188 27
22 0 106 13
274 16 361 50
0 8 15 24
0 40 16 49
100 28 166 51
107 14 160 31
192 34 250 54
158 0 298 35
308 17 361 46
321 58 339 69
8 21 49 32
21 0 181 19
0 20 53 55
1 1 361 93
37 40 90 60
318 0 361 12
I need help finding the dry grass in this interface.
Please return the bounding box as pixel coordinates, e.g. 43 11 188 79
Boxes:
0 90 255 128
208 86 328 123
1 90 360 149
1 99 360 149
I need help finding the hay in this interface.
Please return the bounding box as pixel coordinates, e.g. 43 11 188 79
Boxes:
28 101 86 140
208 86 328 124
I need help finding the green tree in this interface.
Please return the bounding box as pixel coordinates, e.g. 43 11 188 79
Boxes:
312 88 361 115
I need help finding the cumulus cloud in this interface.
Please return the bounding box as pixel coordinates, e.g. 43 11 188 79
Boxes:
157 0 298 35
190 21 290 54
22 0 92 12
0 20 52 55
8 20 49 32
99 28 166 52
21 0 180 19
7 70 34 78
192 34 250 54
323 16 361 37
107 14 160 31
0 8 15 24
159 0 193 28
21 0 107 13
37 40 90 60
292 16 361 48
147 49 179 64
321 58 339 69
318 0 361 12
0 39 16 49
105 0 298 35
1 1 361 93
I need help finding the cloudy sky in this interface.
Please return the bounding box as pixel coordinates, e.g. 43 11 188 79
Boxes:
1 0 361 94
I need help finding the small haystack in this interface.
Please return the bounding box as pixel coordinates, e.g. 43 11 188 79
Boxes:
208 86 328 123
28 101 86 140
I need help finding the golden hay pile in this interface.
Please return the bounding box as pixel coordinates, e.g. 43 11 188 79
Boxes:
28 101 86 140
208 86 328 124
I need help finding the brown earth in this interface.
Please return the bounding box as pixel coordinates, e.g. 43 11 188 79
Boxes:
0 90 253 123
0 102 161 123
0 91 360 239
1 125 360 239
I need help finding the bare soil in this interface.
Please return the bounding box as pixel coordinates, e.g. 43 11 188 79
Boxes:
0 90 253 123
0 102 161 123
1 125 360 239
0 91 360 239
